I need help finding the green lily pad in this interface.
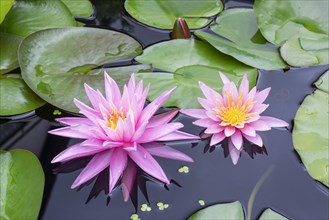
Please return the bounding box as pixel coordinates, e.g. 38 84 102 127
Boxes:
61 0 93 17
314 70 329 93
124 0 223 29
254 0 329 46
259 209 288 220
195 8 287 70
293 71 329 187
187 201 244 220
0 149 45 219
135 39 257 75
136 65 257 109
0 0 77 37
0 74 45 116
19 27 146 113
280 37 329 67
0 32 23 74
0 0 13 24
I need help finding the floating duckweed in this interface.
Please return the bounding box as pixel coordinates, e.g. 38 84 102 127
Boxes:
130 213 140 220
53 109 62 115
141 203 151 212
178 165 189 173
157 202 169 210
198 200 205 206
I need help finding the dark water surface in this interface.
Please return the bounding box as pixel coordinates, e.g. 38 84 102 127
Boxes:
1 0 328 219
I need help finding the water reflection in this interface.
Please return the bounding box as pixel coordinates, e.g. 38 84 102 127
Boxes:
53 157 181 210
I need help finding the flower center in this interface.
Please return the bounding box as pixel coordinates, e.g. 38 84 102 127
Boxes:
213 91 256 127
104 107 126 130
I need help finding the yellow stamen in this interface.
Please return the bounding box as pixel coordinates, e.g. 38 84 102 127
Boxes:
213 90 256 127
104 107 126 130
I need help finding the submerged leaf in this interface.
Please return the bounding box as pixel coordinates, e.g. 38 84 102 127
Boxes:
19 27 146 113
293 71 329 187
124 0 223 29
187 201 244 220
0 74 45 116
0 149 45 219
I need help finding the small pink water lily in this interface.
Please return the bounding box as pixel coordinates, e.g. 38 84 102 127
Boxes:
181 72 289 165
49 72 198 201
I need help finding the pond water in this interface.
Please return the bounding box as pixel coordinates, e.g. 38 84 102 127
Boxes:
1 0 328 219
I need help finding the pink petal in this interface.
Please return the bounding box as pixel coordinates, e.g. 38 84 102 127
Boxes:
240 124 256 137
239 74 249 95
260 116 289 127
132 121 148 141
231 130 243 150
148 109 179 128
48 126 89 139
219 72 230 84
121 159 137 202
193 118 217 127
249 120 271 131
122 111 136 142
143 142 193 162
71 150 113 189
127 73 136 94
252 104 269 114
102 141 123 148
204 124 224 134
198 97 216 110
224 126 236 137
123 142 137 152
157 131 200 141
210 132 226 146
254 88 271 103
243 133 263 147
228 139 241 165
138 122 183 143
56 117 92 126
199 81 221 101
180 109 207 119
51 143 106 163
104 71 121 107
128 144 169 184
109 148 128 193
206 110 219 121
84 83 101 111
73 98 100 123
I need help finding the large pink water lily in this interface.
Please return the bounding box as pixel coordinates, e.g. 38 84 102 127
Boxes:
181 73 289 165
49 72 198 201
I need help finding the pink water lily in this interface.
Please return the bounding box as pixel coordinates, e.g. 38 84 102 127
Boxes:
49 72 198 201
181 72 289 165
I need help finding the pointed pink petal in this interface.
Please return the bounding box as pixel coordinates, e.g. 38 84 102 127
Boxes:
48 126 89 139
123 142 137 152
157 131 200 141
252 104 269 114
243 133 263 147
249 120 271 131
104 71 121 107
128 144 169 184
228 139 241 165
224 126 236 137
180 109 207 119
239 74 249 95
122 111 135 142
56 117 92 126
84 83 101 111
148 109 179 128
231 130 243 150
239 124 256 137
127 73 136 94
71 150 112 189
73 98 100 123
143 142 193 162
193 118 217 127
260 116 289 127
51 143 106 163
219 72 230 84
109 148 128 193
210 132 226 146
254 88 271 103
102 141 123 148
204 124 224 134
138 122 183 143
133 121 148 141
198 97 216 110
121 159 137 202
206 110 219 121
198 81 221 101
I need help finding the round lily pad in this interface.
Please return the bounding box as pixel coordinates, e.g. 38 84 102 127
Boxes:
0 32 23 74
19 27 145 113
0 0 77 37
293 71 329 187
0 149 44 219
0 74 45 116
61 0 93 17
195 8 287 70
124 0 223 29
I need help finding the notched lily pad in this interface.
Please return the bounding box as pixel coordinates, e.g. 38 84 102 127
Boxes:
19 27 146 113
293 71 329 187
0 74 45 116
0 32 23 74
124 0 223 29
0 149 45 219
195 8 287 70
